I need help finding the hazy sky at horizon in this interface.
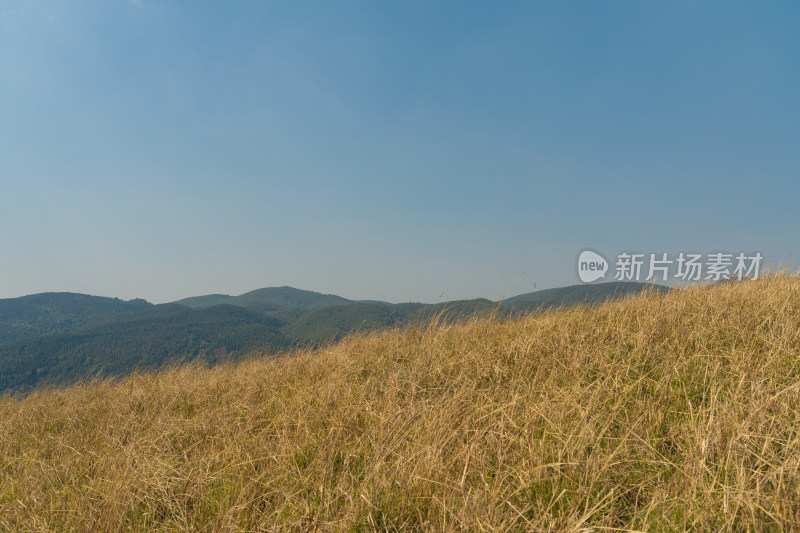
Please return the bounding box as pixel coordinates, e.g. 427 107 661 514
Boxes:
1 1 798 304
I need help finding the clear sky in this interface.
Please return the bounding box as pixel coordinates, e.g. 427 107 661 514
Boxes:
1 1 798 304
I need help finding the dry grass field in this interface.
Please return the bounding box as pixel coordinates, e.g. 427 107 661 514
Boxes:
1 275 799 531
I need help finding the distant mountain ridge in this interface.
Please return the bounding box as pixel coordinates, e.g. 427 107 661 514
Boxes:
0 281 667 392
173 286 360 310
282 298 499 344
503 281 669 309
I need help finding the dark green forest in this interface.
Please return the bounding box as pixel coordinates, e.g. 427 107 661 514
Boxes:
0 283 663 393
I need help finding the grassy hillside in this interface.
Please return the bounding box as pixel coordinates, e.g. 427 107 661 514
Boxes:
3 276 798 530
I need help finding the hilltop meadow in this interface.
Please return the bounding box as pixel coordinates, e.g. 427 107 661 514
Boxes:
1 275 799 531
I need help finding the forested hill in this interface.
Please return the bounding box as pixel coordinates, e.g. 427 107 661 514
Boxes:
0 282 665 392
0 292 156 344
502 281 669 309
173 286 358 311
0 304 289 392
282 299 500 344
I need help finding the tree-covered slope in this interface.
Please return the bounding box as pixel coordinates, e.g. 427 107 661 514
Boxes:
232 287 353 309
0 282 669 393
282 303 409 344
0 304 289 392
173 286 354 310
503 281 668 311
0 292 158 344
283 299 500 344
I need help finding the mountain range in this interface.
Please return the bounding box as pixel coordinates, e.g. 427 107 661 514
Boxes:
0 282 667 392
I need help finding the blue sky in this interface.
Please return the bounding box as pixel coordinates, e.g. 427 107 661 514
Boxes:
1 1 798 303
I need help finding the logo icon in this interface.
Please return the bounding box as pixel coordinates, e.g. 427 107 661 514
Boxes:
578 250 608 283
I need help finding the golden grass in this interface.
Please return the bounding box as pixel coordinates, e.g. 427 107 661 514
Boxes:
2 275 800 531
